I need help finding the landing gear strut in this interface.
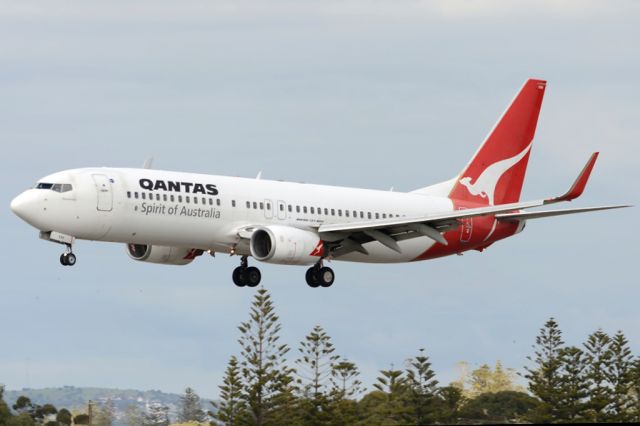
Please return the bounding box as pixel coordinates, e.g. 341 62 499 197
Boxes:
232 256 261 287
305 261 334 288
59 244 77 266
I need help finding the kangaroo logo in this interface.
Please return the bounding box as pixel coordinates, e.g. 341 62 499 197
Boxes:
459 143 532 206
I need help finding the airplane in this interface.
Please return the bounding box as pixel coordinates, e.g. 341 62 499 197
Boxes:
10 79 630 288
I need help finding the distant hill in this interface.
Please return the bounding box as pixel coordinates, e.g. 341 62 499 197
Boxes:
3 386 215 425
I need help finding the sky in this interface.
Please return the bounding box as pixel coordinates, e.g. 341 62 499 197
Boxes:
1 0 638 399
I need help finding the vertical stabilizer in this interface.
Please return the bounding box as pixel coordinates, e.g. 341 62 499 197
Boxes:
449 79 546 206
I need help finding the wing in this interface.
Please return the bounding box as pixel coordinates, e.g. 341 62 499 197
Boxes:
318 152 630 256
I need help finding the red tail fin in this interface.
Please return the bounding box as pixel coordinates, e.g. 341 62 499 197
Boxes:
449 79 546 206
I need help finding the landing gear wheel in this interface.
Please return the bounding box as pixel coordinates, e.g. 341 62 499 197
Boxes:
318 267 334 287
65 253 76 266
245 267 261 287
60 253 68 266
232 267 246 287
305 267 320 288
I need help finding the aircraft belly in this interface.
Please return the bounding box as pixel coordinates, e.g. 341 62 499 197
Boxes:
336 237 435 264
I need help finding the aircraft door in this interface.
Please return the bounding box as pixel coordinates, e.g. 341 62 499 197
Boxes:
264 199 274 219
92 174 113 212
458 207 472 243
276 200 286 220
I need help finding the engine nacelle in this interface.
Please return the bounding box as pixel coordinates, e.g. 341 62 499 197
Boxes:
250 225 323 265
126 244 202 265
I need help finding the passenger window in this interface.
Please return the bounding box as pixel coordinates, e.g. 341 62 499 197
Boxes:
266 203 271 210
338 209 342 217
127 191 131 198
163 194 167 202
382 213 386 219
232 200 236 207
186 196 190 203
360 211 364 218
253 202 258 209
324 208 328 215
194 197 198 204
217 199 221 206
135 192 139 199
367 212 372 219
331 209 335 216
279 204 284 211
202 197 206 204
288 205 292 212
345 210 350 217
142 193 146 200
375 213 379 219
317 207 321 214
296 205 300 213
170 194 175 202
178 195 183 202
209 198 213 206
310 207 315 214
154 194 158 201
246 201 250 208
303 206 308 214
260 202 264 210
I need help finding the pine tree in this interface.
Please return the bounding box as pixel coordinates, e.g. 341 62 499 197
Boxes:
144 403 170 426
123 404 145 426
330 360 363 400
237 287 296 426
524 317 565 423
177 388 205 423
631 358 640 422
557 346 589 421
606 331 635 422
404 348 438 425
366 368 410 424
212 356 248 426
296 325 339 398
583 329 612 422
295 325 339 425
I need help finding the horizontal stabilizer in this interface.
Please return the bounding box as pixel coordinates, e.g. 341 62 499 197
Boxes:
496 205 630 221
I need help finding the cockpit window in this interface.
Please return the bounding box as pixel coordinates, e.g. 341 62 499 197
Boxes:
35 183 73 192
52 184 73 193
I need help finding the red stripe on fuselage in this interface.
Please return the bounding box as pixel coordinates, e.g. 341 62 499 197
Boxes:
412 199 519 261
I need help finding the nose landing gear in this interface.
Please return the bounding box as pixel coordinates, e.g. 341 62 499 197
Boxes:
305 262 334 288
59 244 76 266
232 256 261 287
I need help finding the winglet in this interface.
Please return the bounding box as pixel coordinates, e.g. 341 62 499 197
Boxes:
547 152 599 203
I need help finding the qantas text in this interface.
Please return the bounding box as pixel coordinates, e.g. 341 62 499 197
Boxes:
139 179 218 195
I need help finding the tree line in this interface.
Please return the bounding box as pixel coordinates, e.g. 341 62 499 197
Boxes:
2 288 639 425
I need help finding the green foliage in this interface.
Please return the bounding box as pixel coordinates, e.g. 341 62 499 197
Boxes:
330 360 363 400
144 403 170 426
524 317 565 423
177 388 205 423
55 408 72 426
557 346 589 421
404 349 439 425
583 329 612 422
123 404 145 426
458 390 539 423
606 331 635 422
433 386 465 424
237 287 297 426
73 413 90 425
1 385 12 423
211 356 247 426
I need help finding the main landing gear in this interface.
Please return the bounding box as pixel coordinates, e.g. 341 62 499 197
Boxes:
232 256 261 287
305 262 335 288
59 244 76 266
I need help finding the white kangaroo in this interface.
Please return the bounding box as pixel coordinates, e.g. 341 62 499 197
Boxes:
459 143 532 206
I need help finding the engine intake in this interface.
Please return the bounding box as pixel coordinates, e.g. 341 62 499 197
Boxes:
126 244 202 265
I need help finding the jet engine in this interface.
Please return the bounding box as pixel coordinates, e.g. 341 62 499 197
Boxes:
126 244 203 265
250 225 323 265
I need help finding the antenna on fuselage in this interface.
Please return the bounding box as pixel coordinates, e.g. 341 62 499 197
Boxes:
256 171 262 180
143 157 154 169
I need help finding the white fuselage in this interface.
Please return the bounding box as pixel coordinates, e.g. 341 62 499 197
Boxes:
12 168 454 264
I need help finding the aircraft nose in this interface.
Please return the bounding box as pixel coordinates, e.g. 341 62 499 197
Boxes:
11 191 38 223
